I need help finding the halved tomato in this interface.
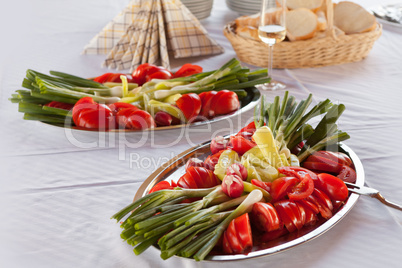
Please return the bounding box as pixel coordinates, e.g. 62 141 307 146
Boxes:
270 176 299 202
229 135 256 156
148 181 175 193
175 93 201 122
177 166 219 189
72 97 115 129
173 64 203 78
316 173 349 201
251 202 281 233
222 213 253 254
209 90 240 117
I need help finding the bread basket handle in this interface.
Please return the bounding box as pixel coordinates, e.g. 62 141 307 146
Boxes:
325 0 336 39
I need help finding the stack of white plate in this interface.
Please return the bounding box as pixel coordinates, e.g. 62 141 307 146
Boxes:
182 0 214 20
226 0 264 16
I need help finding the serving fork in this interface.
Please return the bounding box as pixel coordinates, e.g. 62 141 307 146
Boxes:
345 182 402 211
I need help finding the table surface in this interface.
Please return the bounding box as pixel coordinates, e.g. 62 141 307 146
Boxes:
1 1 402 267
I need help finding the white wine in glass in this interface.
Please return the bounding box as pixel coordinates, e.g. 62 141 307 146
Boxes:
258 0 287 90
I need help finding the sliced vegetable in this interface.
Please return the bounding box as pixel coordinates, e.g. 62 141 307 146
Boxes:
315 173 348 201
173 64 203 78
72 97 115 129
209 90 240 117
251 202 281 233
230 135 256 156
222 213 253 254
117 109 155 130
177 167 219 189
175 93 202 122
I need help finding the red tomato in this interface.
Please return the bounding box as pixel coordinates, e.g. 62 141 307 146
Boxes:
177 166 219 189
251 202 281 233
303 151 356 183
302 158 343 174
296 201 318 226
222 231 233 254
287 173 314 201
72 97 96 123
107 73 126 83
131 63 172 86
251 179 272 193
93 73 127 83
209 90 240 117
270 176 299 202
126 110 156 130
108 102 139 115
175 93 201 122
204 150 225 171
237 121 257 135
223 221 243 254
309 188 333 219
72 97 115 129
173 64 203 78
146 69 172 80
93 73 113 83
222 213 253 254
45 101 74 110
233 213 253 251
313 151 353 167
199 91 218 119
116 108 155 130
274 200 302 232
277 166 319 182
229 135 256 155
337 165 357 183
297 199 319 214
148 181 175 194
316 173 349 201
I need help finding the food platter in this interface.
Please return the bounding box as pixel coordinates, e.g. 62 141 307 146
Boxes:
134 139 365 261
41 87 261 133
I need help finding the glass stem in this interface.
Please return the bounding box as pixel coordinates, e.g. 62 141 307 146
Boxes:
268 44 274 80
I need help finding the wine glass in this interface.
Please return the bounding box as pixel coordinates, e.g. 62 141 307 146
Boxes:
258 0 287 90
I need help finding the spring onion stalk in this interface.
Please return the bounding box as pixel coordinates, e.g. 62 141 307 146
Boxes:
23 113 66 124
111 186 220 222
49 70 109 89
179 194 248 227
160 211 232 260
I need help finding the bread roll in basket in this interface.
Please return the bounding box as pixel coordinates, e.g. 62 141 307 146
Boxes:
223 0 382 68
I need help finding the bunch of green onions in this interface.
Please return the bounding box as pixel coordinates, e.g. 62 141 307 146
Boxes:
254 91 350 162
111 186 264 261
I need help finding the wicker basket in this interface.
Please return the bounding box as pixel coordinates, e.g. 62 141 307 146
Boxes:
223 1 382 68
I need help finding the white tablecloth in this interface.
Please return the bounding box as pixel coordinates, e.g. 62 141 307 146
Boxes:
1 1 402 267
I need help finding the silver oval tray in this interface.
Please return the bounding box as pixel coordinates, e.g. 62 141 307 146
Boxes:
42 87 261 133
134 140 365 261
